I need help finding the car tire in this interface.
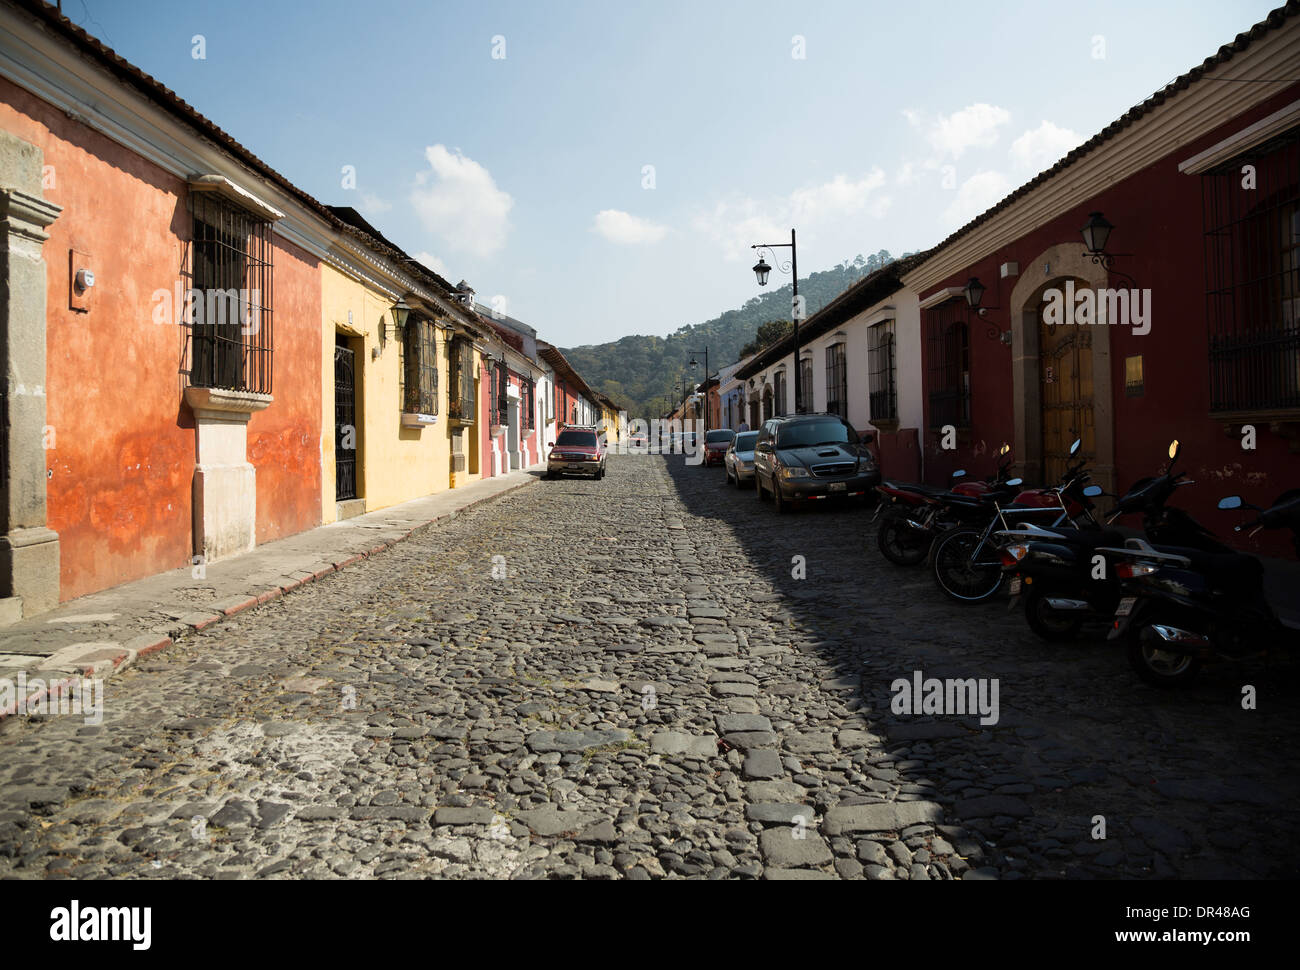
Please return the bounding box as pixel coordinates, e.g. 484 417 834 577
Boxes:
757 473 768 501
773 481 789 513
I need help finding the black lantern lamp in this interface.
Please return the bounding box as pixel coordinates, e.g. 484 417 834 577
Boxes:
963 276 1010 345
963 276 986 310
1080 211 1137 285
752 256 771 287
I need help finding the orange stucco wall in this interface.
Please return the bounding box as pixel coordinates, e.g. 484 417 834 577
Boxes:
1 77 321 600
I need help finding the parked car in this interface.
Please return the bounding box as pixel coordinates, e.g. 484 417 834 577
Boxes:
725 430 759 487
545 426 606 479
753 413 878 512
703 429 735 466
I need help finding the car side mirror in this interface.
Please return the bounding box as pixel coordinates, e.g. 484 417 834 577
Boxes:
1217 496 1242 510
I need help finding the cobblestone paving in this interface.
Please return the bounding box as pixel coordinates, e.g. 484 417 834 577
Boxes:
2 455 1297 879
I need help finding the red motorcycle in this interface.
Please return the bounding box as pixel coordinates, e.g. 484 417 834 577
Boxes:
873 444 1021 566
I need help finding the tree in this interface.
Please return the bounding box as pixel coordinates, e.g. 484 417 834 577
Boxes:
739 319 794 358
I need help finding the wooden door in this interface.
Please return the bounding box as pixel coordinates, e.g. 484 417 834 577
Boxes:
1039 289 1094 485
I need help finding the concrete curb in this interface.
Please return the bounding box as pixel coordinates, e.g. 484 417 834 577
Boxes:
0 476 537 722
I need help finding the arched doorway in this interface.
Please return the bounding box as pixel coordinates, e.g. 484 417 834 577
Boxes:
1008 244 1114 493
762 385 773 421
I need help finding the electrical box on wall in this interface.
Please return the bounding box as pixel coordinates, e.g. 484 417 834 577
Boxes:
68 249 93 312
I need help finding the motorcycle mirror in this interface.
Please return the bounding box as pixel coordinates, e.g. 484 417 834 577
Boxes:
999 443 1010 456
952 470 967 479
1217 495 1243 510
1082 485 1103 497
1168 439 1180 461
1069 438 1082 456
1005 478 1023 487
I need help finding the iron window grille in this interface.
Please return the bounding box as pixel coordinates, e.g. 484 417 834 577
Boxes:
868 321 898 422
926 300 971 428
825 342 848 419
1202 126 1300 417
490 362 509 426
185 191 274 393
398 317 439 415
448 336 476 423
523 379 536 430
334 340 357 501
772 370 787 416
799 358 814 412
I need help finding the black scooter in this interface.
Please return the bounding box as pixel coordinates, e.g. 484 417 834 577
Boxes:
999 440 1229 641
1106 488 1300 687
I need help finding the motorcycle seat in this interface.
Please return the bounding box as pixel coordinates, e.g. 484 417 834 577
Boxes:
1153 546 1264 589
1043 528 1126 548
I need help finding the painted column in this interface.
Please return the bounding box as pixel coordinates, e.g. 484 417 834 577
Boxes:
0 131 62 619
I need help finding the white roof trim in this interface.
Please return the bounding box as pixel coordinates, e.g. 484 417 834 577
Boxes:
188 174 285 221
1177 97 1300 174
919 286 966 310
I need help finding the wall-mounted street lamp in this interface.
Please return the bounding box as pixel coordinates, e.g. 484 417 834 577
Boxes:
751 228 803 413
1080 211 1137 286
384 295 411 350
963 276 1011 345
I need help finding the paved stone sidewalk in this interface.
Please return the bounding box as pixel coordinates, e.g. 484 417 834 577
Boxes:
0 465 544 718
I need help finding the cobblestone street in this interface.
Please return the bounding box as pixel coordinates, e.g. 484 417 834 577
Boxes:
1 455 1297 880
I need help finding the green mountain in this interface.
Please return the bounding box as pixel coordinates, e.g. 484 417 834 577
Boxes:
561 251 899 420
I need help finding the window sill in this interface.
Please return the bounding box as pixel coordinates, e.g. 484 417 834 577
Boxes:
401 412 438 429
185 386 273 418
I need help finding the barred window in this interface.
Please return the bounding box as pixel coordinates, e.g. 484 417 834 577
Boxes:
825 343 848 419
772 369 787 416
523 379 536 430
448 336 476 423
1202 127 1300 416
186 191 273 393
491 363 509 426
399 318 438 415
868 321 897 422
926 300 970 428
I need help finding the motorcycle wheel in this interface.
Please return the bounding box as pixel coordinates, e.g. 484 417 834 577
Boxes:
1023 586 1084 642
932 527 1004 604
877 513 930 566
1126 623 1202 687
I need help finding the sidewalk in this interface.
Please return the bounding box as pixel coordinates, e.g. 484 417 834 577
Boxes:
0 465 544 718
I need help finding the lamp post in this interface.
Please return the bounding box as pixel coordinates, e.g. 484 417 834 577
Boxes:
751 229 802 412
688 347 710 432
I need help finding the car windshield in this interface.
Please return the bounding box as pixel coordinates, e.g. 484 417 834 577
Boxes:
556 431 597 447
776 420 854 449
706 431 734 444
733 432 758 451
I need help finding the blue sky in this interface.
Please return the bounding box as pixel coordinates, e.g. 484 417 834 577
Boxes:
67 0 1280 348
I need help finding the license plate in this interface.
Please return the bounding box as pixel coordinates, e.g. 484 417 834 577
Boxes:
1008 577 1021 596
1115 596 1137 617
828 482 847 492
568 463 583 470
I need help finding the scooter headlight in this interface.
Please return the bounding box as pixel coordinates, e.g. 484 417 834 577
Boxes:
1000 543 1029 567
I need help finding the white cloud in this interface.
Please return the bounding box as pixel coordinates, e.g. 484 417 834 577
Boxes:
942 171 1013 228
359 192 391 215
591 209 669 245
412 251 449 278
410 145 513 259
1009 121 1085 175
908 103 1012 159
693 170 890 260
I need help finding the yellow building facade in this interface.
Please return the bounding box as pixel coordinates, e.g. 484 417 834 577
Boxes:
320 245 480 525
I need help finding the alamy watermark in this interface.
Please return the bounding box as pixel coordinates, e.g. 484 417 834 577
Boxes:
1042 280 1150 336
1 672 103 725
890 669 999 726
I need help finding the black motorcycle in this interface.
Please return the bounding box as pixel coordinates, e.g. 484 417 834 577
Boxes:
999 440 1230 641
1106 488 1300 687
874 445 1022 567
